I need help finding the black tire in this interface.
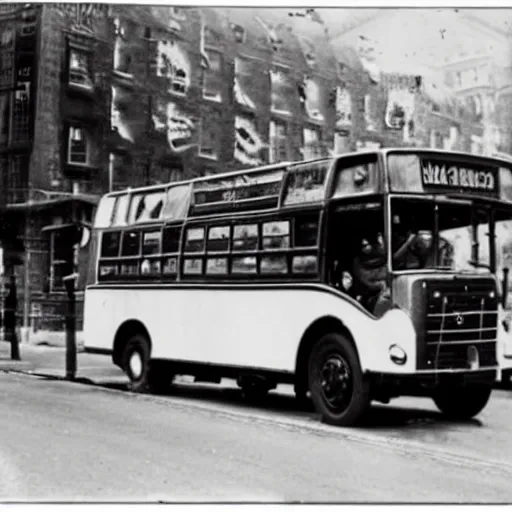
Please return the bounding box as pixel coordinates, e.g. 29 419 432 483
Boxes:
433 383 492 420
122 333 151 393
147 361 175 395
308 332 370 426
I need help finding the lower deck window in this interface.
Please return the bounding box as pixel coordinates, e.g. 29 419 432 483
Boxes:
206 257 228 275
141 258 161 275
183 258 203 275
261 255 288 274
232 256 257 274
120 260 139 276
99 263 118 279
292 255 318 274
163 257 178 275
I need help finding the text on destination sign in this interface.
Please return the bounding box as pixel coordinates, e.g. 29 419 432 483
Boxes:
421 161 496 192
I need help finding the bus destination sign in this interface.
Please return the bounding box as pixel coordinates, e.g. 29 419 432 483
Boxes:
191 169 285 215
420 159 498 196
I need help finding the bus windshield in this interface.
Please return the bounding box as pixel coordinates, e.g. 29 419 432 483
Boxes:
390 197 497 273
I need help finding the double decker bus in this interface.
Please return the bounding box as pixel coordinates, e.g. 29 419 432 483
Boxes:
84 148 512 426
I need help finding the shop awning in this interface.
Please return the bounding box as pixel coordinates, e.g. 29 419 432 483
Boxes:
5 193 99 212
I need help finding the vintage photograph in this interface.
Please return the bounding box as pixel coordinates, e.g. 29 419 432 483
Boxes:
0 1 511 504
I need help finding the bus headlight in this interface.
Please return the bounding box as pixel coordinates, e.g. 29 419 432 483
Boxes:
389 344 407 365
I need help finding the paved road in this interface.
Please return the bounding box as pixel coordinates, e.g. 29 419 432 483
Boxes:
1 372 512 503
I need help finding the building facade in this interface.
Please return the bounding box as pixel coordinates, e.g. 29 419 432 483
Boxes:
0 4 487 342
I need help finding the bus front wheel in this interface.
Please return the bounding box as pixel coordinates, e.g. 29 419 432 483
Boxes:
432 383 492 420
308 332 370 427
122 333 151 393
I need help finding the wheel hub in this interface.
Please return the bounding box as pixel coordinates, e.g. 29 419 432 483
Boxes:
320 355 351 409
129 351 143 379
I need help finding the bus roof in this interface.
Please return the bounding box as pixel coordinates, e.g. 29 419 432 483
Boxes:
95 149 512 228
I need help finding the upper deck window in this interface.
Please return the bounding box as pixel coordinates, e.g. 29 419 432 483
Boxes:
331 156 378 198
191 168 285 216
128 190 166 223
95 196 116 228
161 185 190 220
112 194 129 227
283 160 330 206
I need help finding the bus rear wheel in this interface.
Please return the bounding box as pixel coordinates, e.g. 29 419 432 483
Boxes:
122 333 151 393
308 332 370 427
432 383 492 420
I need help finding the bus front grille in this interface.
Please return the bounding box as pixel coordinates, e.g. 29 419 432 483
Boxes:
420 280 498 371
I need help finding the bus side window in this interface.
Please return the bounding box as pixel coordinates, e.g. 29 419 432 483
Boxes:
141 229 162 276
121 230 141 256
294 214 319 247
142 230 161 255
262 221 290 250
207 226 230 252
184 227 205 253
100 231 121 257
233 224 258 251
162 225 182 278
206 226 230 276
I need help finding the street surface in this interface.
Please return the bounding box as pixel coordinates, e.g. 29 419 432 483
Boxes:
1 370 512 503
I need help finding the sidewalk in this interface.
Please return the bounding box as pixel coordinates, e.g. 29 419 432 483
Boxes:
0 341 128 386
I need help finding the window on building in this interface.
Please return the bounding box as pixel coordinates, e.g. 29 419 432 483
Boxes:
68 126 90 165
302 127 323 160
230 23 245 43
6 154 28 203
270 68 293 115
202 49 222 101
113 18 133 76
0 93 10 146
50 230 74 291
11 82 30 143
0 49 14 90
69 48 93 89
234 57 255 109
269 120 288 163
199 113 220 159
